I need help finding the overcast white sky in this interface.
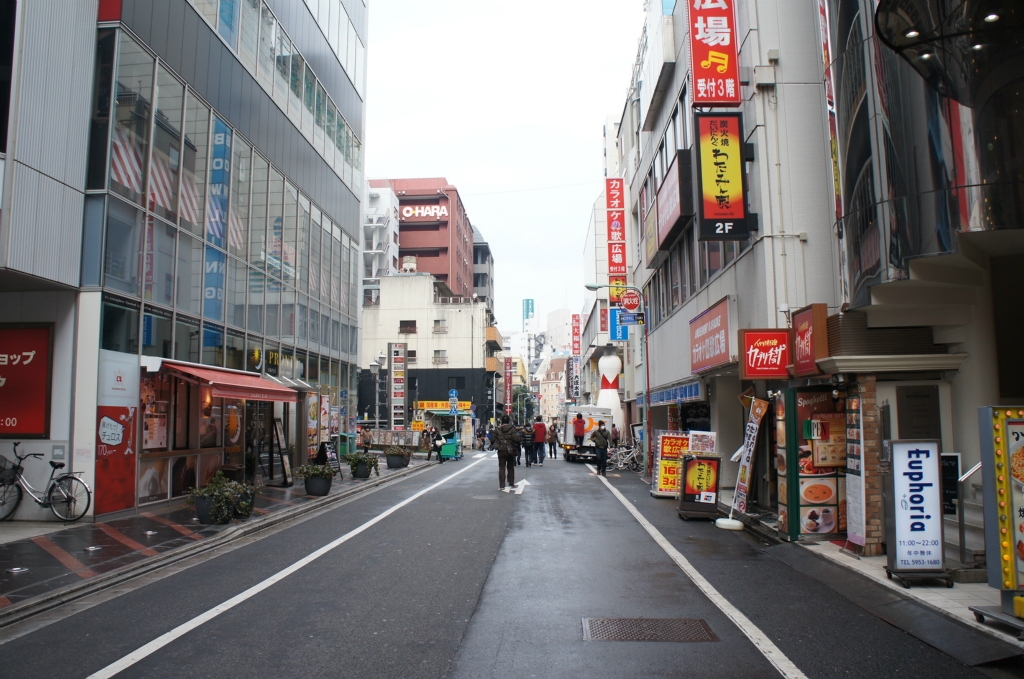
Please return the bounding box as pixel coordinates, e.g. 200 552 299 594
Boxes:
364 0 646 335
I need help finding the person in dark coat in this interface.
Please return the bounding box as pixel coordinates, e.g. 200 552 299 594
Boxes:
590 420 611 477
492 415 519 492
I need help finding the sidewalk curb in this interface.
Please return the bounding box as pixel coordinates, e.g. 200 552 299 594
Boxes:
0 462 438 630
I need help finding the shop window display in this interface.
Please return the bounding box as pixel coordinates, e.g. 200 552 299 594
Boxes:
174 378 190 449
199 389 223 449
171 456 197 498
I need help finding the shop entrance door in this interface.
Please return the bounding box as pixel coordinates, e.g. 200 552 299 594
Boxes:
246 401 276 482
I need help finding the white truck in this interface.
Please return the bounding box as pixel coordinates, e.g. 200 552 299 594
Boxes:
559 405 614 463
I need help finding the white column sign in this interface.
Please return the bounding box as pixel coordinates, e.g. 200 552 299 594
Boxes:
891 440 943 571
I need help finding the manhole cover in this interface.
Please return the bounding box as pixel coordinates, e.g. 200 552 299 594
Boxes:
582 618 718 642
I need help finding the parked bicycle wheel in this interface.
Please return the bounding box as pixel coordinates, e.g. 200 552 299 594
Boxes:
49 476 90 522
628 457 642 473
0 483 21 521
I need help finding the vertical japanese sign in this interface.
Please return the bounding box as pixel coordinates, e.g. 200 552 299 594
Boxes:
0 326 52 437
653 433 689 497
600 308 608 333
570 356 581 399
571 314 581 356
606 178 627 275
889 440 943 572
731 398 769 513
845 396 866 545
504 356 513 415
792 303 829 376
688 0 742 107
389 343 406 430
681 456 720 504
695 114 748 240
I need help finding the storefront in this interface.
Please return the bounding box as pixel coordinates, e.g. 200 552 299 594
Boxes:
94 351 298 516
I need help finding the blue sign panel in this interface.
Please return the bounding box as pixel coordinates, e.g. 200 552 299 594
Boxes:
609 309 629 341
206 116 232 250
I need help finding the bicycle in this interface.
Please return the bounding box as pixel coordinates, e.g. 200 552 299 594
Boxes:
611 442 645 473
0 442 92 522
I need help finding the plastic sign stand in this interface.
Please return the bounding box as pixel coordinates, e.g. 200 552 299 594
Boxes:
716 517 744 530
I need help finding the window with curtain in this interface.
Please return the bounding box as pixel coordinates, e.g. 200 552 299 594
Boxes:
229 135 251 259
181 93 210 236
110 33 153 205
149 64 184 222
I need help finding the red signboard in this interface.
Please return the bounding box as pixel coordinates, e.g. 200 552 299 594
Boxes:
606 178 627 275
504 357 513 414
95 405 137 515
689 297 732 373
656 153 681 247
740 329 791 380
688 0 741 107
0 326 52 437
695 113 748 240
600 308 608 333
792 303 830 376
571 314 581 356
609 276 626 304
620 289 642 313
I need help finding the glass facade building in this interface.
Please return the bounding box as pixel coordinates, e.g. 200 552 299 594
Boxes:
87 0 365 414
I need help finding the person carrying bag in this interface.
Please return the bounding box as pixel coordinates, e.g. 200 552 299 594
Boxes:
493 415 520 491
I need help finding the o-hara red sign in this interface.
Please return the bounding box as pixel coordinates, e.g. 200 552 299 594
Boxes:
740 329 791 380
606 178 627 275
571 314 581 356
504 357 513 414
688 0 742 107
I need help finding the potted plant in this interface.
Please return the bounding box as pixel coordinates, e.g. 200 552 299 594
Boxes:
233 480 262 519
296 464 335 496
186 471 238 525
384 446 411 469
345 452 380 479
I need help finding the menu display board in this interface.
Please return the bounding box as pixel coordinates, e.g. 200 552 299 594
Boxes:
812 412 847 466
652 432 688 497
682 456 719 504
845 397 866 545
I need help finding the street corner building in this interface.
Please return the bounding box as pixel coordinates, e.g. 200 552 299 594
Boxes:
593 0 1024 565
0 0 367 520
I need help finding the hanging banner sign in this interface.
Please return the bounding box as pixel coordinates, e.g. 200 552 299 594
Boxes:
740 329 791 380
571 314 581 356
653 432 689 497
886 440 944 572
792 303 829 376
389 343 407 430
688 0 742 107
504 356 513 414
606 178 627 275
695 113 748 241
731 398 769 513
570 355 582 399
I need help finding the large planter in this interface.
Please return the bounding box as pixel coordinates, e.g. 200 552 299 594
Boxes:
233 490 255 519
194 496 231 525
304 476 332 496
353 462 371 479
386 454 406 469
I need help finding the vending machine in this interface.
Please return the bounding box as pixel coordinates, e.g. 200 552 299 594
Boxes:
972 407 1024 636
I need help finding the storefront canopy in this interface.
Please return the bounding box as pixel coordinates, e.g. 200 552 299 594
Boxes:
163 362 297 402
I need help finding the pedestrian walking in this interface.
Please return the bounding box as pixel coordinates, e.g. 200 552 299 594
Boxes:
546 422 558 459
428 427 444 462
533 416 547 466
492 415 519 491
360 427 373 455
573 413 586 451
522 421 536 467
611 423 621 450
486 426 496 451
590 420 611 476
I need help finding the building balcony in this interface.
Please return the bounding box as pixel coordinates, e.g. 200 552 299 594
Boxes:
432 356 448 364
399 325 417 334
486 356 501 373
485 326 503 350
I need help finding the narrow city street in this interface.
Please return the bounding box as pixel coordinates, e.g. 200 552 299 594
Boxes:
0 457 1017 679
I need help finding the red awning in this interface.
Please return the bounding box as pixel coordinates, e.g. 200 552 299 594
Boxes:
163 362 298 402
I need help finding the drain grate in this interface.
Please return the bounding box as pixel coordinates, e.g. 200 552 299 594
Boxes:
582 618 718 642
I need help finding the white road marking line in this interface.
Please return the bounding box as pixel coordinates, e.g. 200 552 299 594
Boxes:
87 457 489 679
473 453 487 458
594 473 808 679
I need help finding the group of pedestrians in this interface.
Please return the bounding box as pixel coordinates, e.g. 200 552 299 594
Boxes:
490 415 563 492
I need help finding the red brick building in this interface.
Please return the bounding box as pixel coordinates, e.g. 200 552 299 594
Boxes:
368 178 474 298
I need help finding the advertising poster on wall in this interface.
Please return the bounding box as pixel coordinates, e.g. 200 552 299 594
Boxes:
653 432 688 497
307 396 319 461
1007 419 1024 588
320 395 331 443
694 114 748 240
689 431 717 453
95 406 137 515
812 412 847 466
138 457 168 505
888 440 943 572
845 397 866 545
0 325 53 438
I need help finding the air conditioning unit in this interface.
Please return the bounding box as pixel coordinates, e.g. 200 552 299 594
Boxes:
402 256 417 272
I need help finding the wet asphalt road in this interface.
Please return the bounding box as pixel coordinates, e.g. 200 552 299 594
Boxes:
0 453 1014 678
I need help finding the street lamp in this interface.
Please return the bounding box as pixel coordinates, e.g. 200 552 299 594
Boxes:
584 282 652 478
368 350 385 431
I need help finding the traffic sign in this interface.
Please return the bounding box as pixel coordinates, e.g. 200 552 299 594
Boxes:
620 289 642 312
449 389 458 398
449 406 458 415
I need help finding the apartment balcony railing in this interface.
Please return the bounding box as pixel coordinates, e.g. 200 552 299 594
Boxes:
432 356 448 364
